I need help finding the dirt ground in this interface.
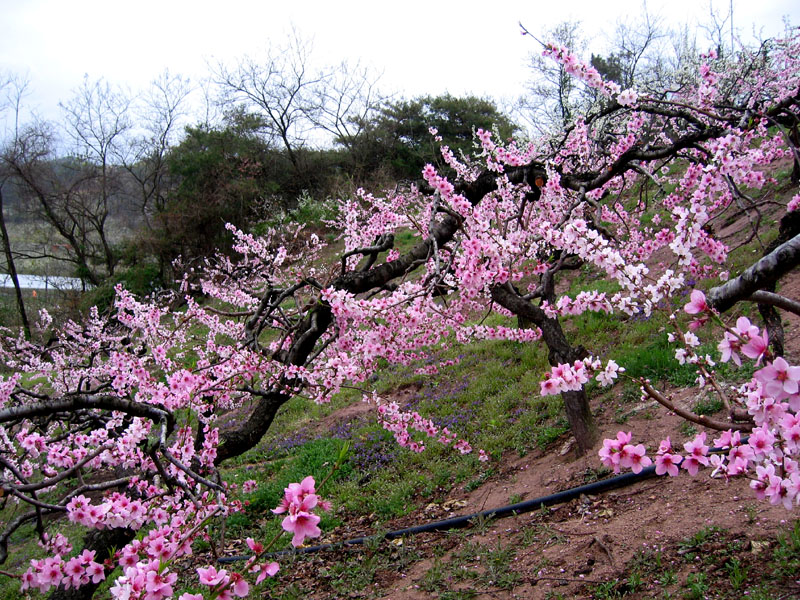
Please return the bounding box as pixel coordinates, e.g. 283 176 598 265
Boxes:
260 269 800 599
265 374 799 599
229 197 800 599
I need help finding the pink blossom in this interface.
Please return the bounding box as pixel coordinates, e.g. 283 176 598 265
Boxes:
85 562 105 584
748 427 776 459
617 89 639 106
621 444 652 474
251 561 280 584
755 357 800 399
787 192 800 212
245 537 263 553
741 329 769 363
229 573 249 597
657 437 673 454
282 508 321 547
655 453 683 477
718 332 742 365
681 432 710 476
62 557 86 589
144 568 177 600
684 290 708 315
197 565 227 586
272 476 318 515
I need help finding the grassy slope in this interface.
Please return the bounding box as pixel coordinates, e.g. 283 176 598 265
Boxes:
207 166 799 598
1 166 799 599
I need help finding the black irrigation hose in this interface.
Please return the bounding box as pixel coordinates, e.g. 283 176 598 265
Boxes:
218 465 659 564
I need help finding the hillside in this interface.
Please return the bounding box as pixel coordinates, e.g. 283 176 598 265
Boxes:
178 184 800 600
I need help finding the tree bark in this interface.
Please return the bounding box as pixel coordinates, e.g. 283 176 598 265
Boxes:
789 123 800 185
490 283 597 455
0 186 30 338
755 211 800 356
707 233 800 313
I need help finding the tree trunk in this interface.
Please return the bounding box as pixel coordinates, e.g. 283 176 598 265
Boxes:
0 186 30 338
561 389 596 454
756 211 800 356
491 283 597 455
709 213 800 356
707 233 800 313
789 124 799 185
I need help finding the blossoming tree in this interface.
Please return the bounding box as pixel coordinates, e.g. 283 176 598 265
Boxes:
0 24 799 600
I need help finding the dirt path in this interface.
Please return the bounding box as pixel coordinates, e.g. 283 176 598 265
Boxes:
267 379 797 600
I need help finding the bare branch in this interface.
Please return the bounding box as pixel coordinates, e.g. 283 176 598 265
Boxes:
641 380 753 432
707 233 800 313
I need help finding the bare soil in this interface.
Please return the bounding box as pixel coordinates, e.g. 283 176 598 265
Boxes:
230 188 800 598
268 390 798 599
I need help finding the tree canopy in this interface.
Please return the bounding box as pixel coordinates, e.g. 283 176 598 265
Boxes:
0 22 799 600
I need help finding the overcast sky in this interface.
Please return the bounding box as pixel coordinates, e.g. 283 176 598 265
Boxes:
1 0 798 130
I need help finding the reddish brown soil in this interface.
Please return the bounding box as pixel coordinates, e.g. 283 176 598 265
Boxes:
261 371 799 599
367 412 794 599
238 190 800 598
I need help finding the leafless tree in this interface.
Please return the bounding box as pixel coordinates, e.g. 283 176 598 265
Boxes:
607 5 669 91
59 76 132 277
2 121 106 286
305 60 384 150
213 31 327 173
123 71 192 224
700 0 734 58
519 21 589 135
0 73 31 337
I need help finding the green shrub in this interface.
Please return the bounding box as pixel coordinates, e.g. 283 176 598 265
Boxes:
80 263 162 313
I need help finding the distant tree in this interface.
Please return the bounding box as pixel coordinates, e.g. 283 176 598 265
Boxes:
608 6 668 90
59 76 132 277
353 93 518 179
213 31 326 180
3 121 110 287
155 111 279 264
590 53 625 86
306 61 383 151
523 11 670 132
305 61 385 179
700 0 734 59
520 21 589 134
122 71 192 227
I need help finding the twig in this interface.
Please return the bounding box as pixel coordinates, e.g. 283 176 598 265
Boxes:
641 380 752 432
592 535 615 568
532 575 606 584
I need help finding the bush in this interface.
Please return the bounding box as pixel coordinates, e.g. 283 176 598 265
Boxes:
80 263 162 314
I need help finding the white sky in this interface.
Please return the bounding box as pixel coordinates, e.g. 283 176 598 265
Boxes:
1 0 799 131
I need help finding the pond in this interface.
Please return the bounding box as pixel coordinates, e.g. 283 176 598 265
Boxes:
0 274 86 291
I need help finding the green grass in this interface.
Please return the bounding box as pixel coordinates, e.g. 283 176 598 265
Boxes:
771 520 800 577
693 394 724 416
204 328 572 559
2 158 795 599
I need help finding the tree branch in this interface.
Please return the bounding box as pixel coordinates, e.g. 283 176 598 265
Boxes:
707 233 800 313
